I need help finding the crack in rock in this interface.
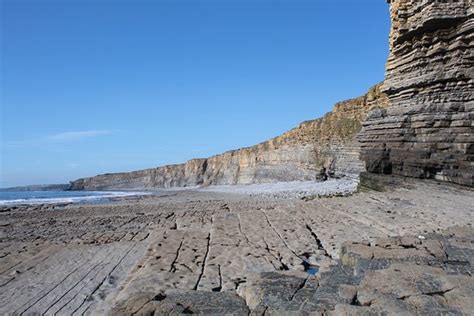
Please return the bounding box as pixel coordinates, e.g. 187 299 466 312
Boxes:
193 217 213 291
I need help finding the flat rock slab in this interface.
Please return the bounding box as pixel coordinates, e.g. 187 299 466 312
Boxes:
0 241 147 315
334 227 474 315
237 227 473 315
0 177 472 315
110 290 249 315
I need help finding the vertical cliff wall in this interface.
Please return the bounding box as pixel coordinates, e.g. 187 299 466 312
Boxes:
70 0 474 190
69 85 386 190
358 0 474 186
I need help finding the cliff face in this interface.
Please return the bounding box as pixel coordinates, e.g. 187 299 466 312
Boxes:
70 0 474 190
69 85 386 190
358 0 474 186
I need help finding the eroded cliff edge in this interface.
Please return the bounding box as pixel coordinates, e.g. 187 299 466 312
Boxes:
358 0 474 186
70 85 386 190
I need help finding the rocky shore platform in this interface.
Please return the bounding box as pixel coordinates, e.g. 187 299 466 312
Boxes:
0 175 472 315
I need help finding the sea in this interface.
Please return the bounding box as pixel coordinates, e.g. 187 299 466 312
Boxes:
0 191 151 206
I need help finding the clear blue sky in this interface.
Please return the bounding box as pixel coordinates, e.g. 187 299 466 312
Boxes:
1 0 390 187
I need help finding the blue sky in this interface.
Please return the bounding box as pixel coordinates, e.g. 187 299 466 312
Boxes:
1 0 390 187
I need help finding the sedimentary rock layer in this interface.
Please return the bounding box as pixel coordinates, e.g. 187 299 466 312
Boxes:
71 0 474 190
70 85 386 190
358 0 474 186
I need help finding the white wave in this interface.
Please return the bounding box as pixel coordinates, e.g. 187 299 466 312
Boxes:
0 192 151 206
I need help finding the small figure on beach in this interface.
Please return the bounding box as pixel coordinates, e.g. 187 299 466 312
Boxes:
318 167 328 181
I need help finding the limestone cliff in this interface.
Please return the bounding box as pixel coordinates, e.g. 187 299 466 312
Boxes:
358 0 474 186
69 85 385 190
70 0 474 190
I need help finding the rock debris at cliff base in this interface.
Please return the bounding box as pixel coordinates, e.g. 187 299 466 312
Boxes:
198 178 359 198
0 176 472 315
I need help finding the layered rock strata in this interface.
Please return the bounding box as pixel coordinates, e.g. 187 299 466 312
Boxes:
70 85 386 190
71 0 474 190
358 0 474 186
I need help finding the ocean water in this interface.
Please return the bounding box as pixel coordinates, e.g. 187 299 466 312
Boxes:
0 191 150 205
